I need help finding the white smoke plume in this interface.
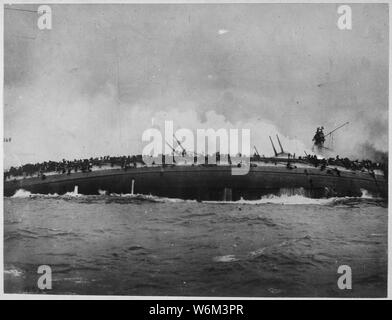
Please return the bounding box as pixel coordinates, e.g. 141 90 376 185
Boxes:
4 4 388 168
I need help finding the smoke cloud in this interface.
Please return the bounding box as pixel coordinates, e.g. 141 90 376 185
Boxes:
4 3 388 168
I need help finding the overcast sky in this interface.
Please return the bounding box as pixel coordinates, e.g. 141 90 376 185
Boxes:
4 3 389 167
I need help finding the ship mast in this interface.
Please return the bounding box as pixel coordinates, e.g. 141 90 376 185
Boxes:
253 146 260 157
269 136 278 157
173 134 186 156
324 122 349 138
276 134 284 154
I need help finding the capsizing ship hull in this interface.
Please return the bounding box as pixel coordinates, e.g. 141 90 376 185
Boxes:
4 164 387 200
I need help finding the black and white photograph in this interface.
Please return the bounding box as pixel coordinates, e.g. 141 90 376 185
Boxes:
2 1 389 299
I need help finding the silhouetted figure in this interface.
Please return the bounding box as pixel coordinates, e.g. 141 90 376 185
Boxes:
312 126 325 150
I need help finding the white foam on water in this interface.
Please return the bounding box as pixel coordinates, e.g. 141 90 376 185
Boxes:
109 192 157 200
11 189 60 198
213 255 239 262
360 188 374 199
206 195 335 205
9 188 379 205
46 193 59 197
11 189 33 198
249 248 267 257
268 288 282 294
64 191 82 197
238 195 335 205
108 193 197 203
4 268 23 277
206 188 380 206
9 190 188 202
158 196 197 203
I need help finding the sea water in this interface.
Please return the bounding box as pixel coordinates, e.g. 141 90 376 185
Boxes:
3 190 388 297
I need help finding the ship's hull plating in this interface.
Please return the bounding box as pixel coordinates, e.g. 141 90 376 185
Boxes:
4 165 387 200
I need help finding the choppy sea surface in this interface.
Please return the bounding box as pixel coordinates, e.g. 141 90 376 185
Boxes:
4 190 388 297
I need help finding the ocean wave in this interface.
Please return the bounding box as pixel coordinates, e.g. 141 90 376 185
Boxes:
206 196 334 205
214 236 314 264
4 268 23 277
8 189 195 204
213 255 239 262
11 189 59 198
207 189 382 205
228 195 335 205
109 193 197 203
64 191 82 197
359 188 374 199
7 188 383 206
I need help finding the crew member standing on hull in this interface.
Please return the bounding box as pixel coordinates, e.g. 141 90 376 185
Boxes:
312 126 325 152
